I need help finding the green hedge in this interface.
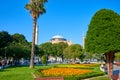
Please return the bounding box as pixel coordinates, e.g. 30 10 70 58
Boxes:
64 71 105 80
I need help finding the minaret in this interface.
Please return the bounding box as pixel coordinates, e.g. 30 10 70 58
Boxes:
35 25 39 45
82 32 85 49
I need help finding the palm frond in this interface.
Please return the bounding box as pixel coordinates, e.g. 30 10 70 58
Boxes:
25 4 32 10
41 0 48 3
25 0 47 18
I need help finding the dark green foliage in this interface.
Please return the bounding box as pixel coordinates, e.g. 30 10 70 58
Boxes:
0 31 12 48
0 31 12 57
7 33 31 59
7 42 31 59
85 9 120 54
35 45 40 55
0 31 31 59
12 33 28 44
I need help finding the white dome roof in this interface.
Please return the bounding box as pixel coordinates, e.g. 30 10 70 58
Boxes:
52 35 64 39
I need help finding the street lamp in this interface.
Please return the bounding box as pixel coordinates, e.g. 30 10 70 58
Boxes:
5 47 7 59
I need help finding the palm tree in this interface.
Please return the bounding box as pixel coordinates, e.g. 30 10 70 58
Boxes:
25 0 47 68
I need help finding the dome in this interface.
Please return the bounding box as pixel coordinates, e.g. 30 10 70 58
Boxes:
52 35 64 39
50 35 72 45
50 35 66 42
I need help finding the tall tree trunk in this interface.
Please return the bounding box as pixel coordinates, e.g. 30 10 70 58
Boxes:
105 52 114 78
30 18 37 68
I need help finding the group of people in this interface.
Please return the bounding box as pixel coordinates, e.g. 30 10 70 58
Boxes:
100 64 107 73
0 58 13 69
100 62 120 80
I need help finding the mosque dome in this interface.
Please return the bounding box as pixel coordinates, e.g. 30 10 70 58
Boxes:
50 35 73 45
50 35 67 43
52 35 64 39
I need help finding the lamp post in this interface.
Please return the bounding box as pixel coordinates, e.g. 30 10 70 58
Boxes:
5 47 7 59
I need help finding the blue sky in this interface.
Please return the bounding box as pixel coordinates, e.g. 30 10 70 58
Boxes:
0 0 120 46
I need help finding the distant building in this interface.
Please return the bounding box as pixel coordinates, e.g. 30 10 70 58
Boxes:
50 35 73 45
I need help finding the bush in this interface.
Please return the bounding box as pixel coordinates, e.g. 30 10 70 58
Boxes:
64 76 80 80
64 71 105 80
41 55 47 65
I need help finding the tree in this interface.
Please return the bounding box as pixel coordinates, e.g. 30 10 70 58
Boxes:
7 43 30 64
85 9 120 78
0 31 12 58
12 33 28 44
63 47 71 59
63 44 83 61
25 0 47 68
6 33 31 64
57 42 68 56
0 31 31 65
52 42 68 57
0 31 12 48
39 42 68 57
39 42 53 56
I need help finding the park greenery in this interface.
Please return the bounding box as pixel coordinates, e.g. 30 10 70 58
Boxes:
1 9 120 66
0 31 85 65
63 44 84 61
39 42 68 57
1 5 120 79
0 31 31 62
0 64 108 80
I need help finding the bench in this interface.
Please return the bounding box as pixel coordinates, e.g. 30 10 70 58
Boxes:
35 77 64 80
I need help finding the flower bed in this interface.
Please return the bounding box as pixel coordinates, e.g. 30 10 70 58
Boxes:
35 64 105 80
41 68 92 77
56 63 99 69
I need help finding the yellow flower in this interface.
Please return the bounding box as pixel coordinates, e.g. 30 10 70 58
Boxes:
41 68 92 77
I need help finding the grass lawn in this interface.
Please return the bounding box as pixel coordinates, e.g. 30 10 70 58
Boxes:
0 65 56 80
0 64 108 80
0 66 39 80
